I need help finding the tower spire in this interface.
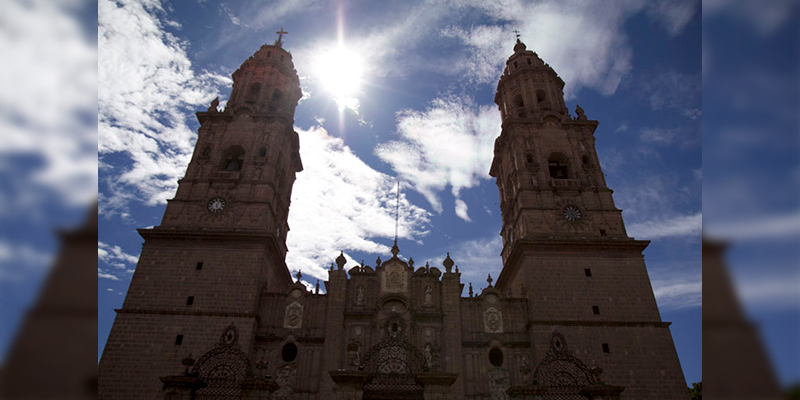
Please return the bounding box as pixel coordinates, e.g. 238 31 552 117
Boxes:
394 180 400 245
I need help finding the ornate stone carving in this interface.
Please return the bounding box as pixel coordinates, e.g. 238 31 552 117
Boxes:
424 285 433 305
488 367 510 400
484 307 504 333
283 301 303 329
355 284 365 305
381 262 407 293
273 364 296 400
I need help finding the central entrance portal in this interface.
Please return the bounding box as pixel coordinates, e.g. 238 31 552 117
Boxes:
361 338 426 400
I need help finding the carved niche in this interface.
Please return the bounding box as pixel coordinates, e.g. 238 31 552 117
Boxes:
283 301 303 329
484 307 504 333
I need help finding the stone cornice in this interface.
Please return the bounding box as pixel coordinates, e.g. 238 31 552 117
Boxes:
496 238 650 289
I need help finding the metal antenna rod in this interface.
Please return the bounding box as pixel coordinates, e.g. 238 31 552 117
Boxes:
394 180 400 244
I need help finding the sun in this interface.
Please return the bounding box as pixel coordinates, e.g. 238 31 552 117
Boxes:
314 44 365 112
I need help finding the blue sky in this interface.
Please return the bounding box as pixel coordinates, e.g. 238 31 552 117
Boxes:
1 0 797 390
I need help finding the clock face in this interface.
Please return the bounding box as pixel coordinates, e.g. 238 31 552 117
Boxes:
207 198 226 213
563 206 582 221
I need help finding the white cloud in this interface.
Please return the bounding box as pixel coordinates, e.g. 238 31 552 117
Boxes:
98 241 140 266
286 125 430 281
646 0 699 36
704 0 797 37
705 212 800 241
454 199 471 222
734 270 800 310
651 272 702 309
423 236 503 288
0 0 98 209
98 0 231 213
375 96 500 213
626 212 702 239
99 269 121 281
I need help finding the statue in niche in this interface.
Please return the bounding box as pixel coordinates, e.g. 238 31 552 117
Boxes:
346 340 362 370
424 285 433 305
355 285 365 305
207 97 219 113
488 367 510 400
424 342 441 371
274 364 296 400
423 342 433 369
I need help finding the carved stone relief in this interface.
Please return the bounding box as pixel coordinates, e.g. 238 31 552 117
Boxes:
283 301 303 329
381 262 407 293
484 307 504 333
488 367 510 400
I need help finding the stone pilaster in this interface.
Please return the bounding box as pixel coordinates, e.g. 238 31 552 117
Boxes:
328 370 370 400
417 371 459 400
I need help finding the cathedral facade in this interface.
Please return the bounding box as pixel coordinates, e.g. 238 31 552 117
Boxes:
98 38 688 400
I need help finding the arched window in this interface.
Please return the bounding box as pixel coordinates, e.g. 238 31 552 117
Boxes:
489 348 504 367
246 82 261 103
548 153 570 179
220 145 245 171
536 89 547 104
281 343 298 362
513 94 524 108
526 153 534 164
581 155 590 167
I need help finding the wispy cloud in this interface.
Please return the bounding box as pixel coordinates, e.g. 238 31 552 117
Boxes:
627 212 702 239
286 125 430 280
705 212 800 240
97 241 140 281
98 0 231 214
651 272 702 309
375 96 500 217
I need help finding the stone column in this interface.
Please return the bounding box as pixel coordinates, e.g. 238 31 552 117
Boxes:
416 371 459 400
580 384 625 400
159 375 205 400
328 370 370 400
240 377 279 400
506 385 548 400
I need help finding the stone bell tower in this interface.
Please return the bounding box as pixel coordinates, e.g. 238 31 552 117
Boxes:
99 38 302 400
492 39 689 399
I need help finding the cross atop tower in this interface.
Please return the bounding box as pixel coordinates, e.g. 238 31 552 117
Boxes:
275 27 289 46
513 29 521 41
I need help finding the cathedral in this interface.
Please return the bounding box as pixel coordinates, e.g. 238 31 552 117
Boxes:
98 35 688 399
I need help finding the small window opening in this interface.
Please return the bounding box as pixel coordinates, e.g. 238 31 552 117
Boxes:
489 348 504 367
584 268 592 277
548 154 570 179
258 147 267 157
175 335 183 345
282 343 298 362
186 296 194 306
513 61 518 68
513 94 524 108
272 89 283 102
599 229 607 236
526 154 534 164
196 262 203 270
592 306 600 315
602 343 610 353
582 155 590 166
391 323 399 333
220 146 245 172
526 58 532 65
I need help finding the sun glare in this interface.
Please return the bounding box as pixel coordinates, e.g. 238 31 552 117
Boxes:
314 44 365 112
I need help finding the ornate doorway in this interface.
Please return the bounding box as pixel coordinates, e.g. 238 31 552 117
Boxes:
361 338 426 400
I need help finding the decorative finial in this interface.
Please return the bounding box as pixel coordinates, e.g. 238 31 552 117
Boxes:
376 256 382 267
513 29 521 41
425 261 430 271
182 353 195 374
575 104 587 121
455 264 459 273
336 251 346 270
330 262 334 271
275 27 288 46
296 269 302 280
391 241 400 258
361 260 365 268
409 257 414 267
443 252 454 273
468 282 474 297
487 273 493 287
315 279 320 294
208 97 219 113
